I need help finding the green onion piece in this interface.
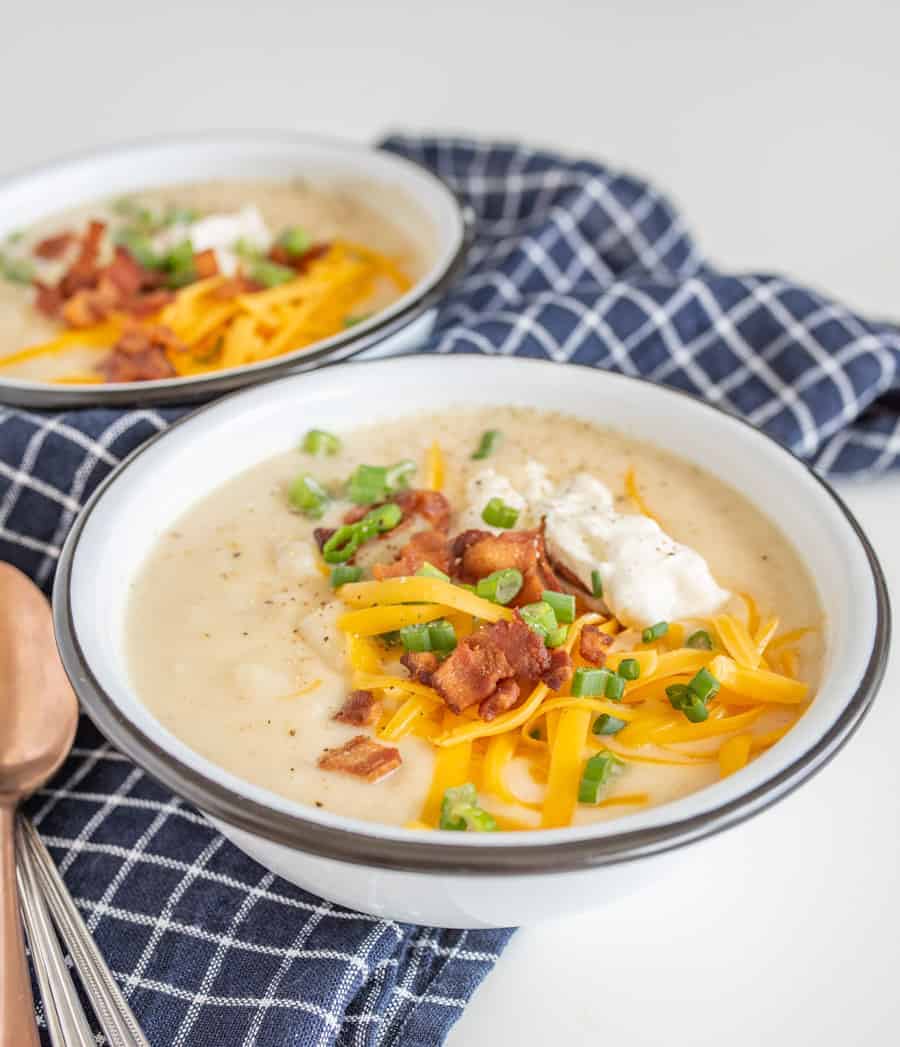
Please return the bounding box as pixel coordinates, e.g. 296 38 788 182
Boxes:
114 227 160 269
322 525 362 564
416 562 450 581
481 497 520 529
428 619 457 654
476 568 524 605
520 601 558 639
541 590 575 624
571 667 612 697
578 751 624 804
642 620 669 643
0 254 35 284
592 714 627 736
385 459 416 493
400 623 432 653
287 473 329 518
666 682 712 723
162 205 199 227
361 502 403 535
529 727 542 741
112 197 156 228
605 673 625 701
347 464 388 505
472 429 503 460
301 429 342 456
330 565 362 588
162 239 197 288
378 630 401 648
248 258 295 288
591 569 604 599
617 658 641 681
687 629 714 650
277 226 311 257
688 667 720 703
666 683 691 708
683 695 710 722
439 783 497 832
457 583 477 593
545 624 569 648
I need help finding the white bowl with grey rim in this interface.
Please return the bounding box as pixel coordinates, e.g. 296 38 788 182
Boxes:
0 132 471 408
52 355 890 927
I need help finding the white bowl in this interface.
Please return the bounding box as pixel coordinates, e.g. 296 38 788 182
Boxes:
53 356 890 927
0 133 469 407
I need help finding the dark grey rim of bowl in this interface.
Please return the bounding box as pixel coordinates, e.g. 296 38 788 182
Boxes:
52 357 891 875
0 145 474 409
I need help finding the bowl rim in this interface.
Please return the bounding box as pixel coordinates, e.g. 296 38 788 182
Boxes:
52 356 891 875
0 130 472 408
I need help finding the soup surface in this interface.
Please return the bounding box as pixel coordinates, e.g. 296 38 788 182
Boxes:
127 408 823 831
0 178 432 384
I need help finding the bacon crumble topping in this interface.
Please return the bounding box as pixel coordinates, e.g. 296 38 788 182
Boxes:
317 735 402 782
333 689 381 727
98 323 179 382
579 624 613 665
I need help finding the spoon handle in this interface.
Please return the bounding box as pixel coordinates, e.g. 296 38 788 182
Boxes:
0 805 39 1047
15 843 96 1047
19 819 149 1047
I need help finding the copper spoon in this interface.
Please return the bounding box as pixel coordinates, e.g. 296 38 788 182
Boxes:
0 563 79 1047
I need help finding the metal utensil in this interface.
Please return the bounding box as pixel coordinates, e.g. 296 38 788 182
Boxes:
0 563 79 1047
18 818 149 1047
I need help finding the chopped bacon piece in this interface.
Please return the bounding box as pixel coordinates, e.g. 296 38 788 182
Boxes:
579 624 613 665
480 615 550 681
193 249 219 279
33 232 75 260
124 288 175 317
373 529 451 580
453 527 563 608
543 649 573 692
313 527 336 553
317 735 401 782
432 635 513 714
104 247 146 297
98 323 179 383
344 490 451 532
401 650 440 686
59 220 105 297
33 280 65 318
269 241 330 270
479 678 521 721
334 690 381 727
211 276 262 299
61 283 119 328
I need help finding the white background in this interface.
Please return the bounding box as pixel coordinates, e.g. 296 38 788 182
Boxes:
4 2 898 1044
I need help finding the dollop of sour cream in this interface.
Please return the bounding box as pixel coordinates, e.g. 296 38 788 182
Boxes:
152 204 271 276
459 463 729 628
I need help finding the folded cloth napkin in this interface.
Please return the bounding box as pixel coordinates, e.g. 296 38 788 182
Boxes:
1 134 899 1046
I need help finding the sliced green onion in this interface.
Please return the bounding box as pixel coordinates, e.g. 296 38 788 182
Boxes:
115 227 160 268
360 502 403 536
687 629 714 650
0 254 35 284
287 473 329 518
385 459 416 492
642 620 669 643
592 714 627 736
481 497 519 529
520 601 558 639
162 205 199 227
277 226 311 257
545 624 569 648
247 257 295 288
591 569 604 598
541 590 575 624
472 429 503 460
322 524 362 564
378 630 401 648
688 667 720 703
301 429 342 456
605 673 625 701
666 683 692 709
578 751 624 804
476 568 523 605
571 667 612 697
112 197 156 227
347 464 388 505
617 658 640 681
428 619 457 654
400 623 432 653
416 562 450 581
330 565 362 588
162 239 196 288
439 783 497 832
683 695 710 723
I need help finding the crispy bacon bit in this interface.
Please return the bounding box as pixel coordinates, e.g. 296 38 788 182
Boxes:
481 616 550 681
479 678 521 721
98 323 179 383
59 220 106 297
334 690 381 727
373 529 451 580
579 624 613 665
453 527 563 607
33 232 74 260
61 284 119 328
211 276 263 300
104 247 146 296
546 554 607 614
193 249 219 279
543 649 573 692
313 527 336 553
269 241 330 270
432 635 512 714
33 280 64 317
317 735 401 782
401 650 440 686
125 288 175 317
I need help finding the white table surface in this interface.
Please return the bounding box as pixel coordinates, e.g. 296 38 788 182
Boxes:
3 2 898 1043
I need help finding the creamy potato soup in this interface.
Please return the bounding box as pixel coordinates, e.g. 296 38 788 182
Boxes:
0 178 431 384
127 408 823 832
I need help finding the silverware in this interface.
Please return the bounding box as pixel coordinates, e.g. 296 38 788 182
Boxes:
18 818 149 1047
16 839 95 1047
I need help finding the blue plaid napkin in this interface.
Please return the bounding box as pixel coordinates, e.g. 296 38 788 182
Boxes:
1 134 899 1046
